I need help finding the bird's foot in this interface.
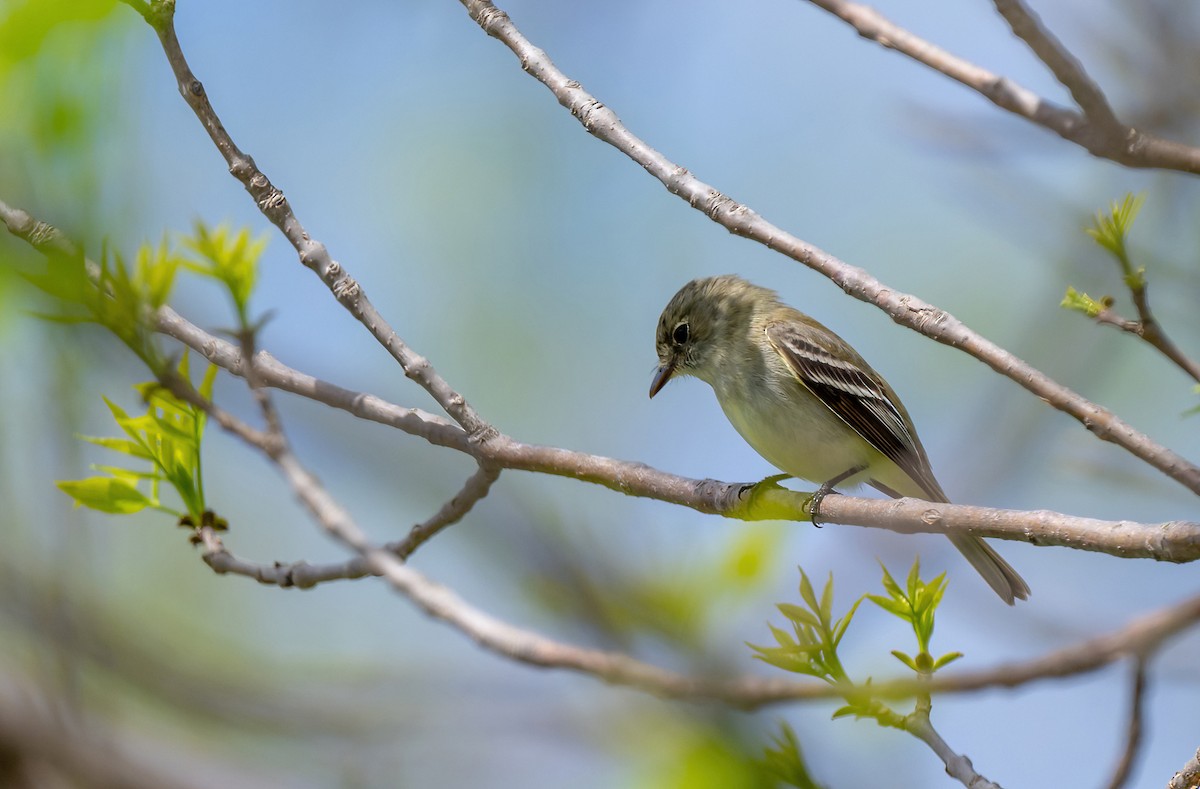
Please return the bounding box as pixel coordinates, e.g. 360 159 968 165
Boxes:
806 482 841 527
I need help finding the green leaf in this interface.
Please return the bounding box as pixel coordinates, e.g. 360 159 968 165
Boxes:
143 413 196 445
933 651 964 671
890 650 918 672
1060 286 1105 317
20 249 89 303
181 221 267 324
878 562 903 600
866 593 909 619
830 596 863 648
90 464 162 481
77 434 154 460
56 476 152 514
777 602 821 629
767 621 797 648
819 572 834 623
798 569 820 615
1085 193 1144 254
134 235 181 309
761 724 825 789
905 558 921 597
101 395 131 422
198 361 218 401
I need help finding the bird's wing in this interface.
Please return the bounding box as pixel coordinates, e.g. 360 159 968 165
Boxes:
765 320 945 501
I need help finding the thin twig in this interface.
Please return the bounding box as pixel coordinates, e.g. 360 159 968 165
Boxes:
991 0 1120 128
239 330 286 442
905 714 1002 789
1104 658 1148 789
453 0 1200 496
1095 298 1200 386
802 0 1200 173
390 463 502 558
202 464 501 587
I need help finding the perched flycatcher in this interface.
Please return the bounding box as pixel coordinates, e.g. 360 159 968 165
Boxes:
649 274 1029 605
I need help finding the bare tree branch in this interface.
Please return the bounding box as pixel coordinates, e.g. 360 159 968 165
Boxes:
5 198 1198 563
172 524 1200 709
905 714 1003 789
391 463 502 557
991 0 1120 129
98 0 1200 502
1094 302 1200 386
148 314 1200 713
1169 748 1200 789
802 0 1200 173
1104 658 1148 789
202 464 500 587
8 199 1198 714
161 300 1200 560
113 0 494 442
450 0 1200 496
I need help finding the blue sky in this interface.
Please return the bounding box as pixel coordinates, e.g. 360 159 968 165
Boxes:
5 1 1200 786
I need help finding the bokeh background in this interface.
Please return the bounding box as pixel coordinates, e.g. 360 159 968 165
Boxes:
2 1 1199 786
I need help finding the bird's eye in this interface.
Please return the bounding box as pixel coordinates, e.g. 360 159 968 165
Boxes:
671 321 690 345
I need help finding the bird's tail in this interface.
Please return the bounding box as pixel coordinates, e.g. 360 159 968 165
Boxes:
948 533 1031 606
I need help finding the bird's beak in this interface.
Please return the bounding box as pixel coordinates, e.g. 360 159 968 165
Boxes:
649 359 676 399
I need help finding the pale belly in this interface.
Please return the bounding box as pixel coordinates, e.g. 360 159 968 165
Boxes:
714 380 878 487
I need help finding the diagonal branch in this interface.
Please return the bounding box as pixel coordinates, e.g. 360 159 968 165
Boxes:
453 0 1200 497
115 0 493 442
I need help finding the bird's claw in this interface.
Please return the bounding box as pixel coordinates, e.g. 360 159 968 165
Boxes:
807 483 841 527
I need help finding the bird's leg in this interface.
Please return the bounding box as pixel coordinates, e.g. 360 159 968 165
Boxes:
808 464 867 526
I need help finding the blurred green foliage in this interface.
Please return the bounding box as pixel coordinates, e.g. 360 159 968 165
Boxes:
0 0 131 318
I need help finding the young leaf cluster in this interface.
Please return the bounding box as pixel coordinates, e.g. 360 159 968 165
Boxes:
26 239 181 367
867 560 962 675
1086 192 1145 290
751 560 961 745
57 354 220 529
24 221 266 367
1061 192 1145 316
750 569 860 685
181 221 266 329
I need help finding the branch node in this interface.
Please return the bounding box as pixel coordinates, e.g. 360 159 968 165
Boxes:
919 507 944 527
472 1 510 36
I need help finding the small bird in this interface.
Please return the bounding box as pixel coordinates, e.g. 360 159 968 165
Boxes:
650 274 1029 604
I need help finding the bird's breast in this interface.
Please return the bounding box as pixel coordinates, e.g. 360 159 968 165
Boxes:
711 372 875 486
